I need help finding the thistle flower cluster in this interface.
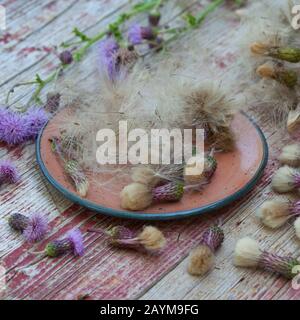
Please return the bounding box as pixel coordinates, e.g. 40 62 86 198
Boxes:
0 107 49 145
121 152 217 211
234 237 300 279
8 211 85 257
188 225 224 276
257 144 300 240
9 212 48 243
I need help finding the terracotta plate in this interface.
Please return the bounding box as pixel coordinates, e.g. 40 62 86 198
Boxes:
36 112 268 220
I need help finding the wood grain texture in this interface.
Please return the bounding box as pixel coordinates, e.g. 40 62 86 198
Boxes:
0 0 299 300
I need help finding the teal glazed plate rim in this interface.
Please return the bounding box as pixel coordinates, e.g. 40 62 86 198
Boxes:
36 112 268 221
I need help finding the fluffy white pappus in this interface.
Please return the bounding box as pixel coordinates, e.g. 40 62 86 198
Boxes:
234 0 298 124
131 167 160 187
153 74 239 152
138 226 166 251
256 199 290 229
294 217 300 240
271 166 300 193
279 144 300 167
187 245 215 276
237 1 293 60
120 182 152 211
233 237 261 268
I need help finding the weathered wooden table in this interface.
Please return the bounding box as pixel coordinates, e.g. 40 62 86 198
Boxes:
0 0 299 300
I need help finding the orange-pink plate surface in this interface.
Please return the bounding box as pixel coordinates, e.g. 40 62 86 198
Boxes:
36 112 268 220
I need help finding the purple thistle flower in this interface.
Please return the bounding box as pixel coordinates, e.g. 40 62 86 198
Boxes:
24 107 49 139
45 228 84 257
23 213 48 243
0 108 28 145
8 212 48 243
128 24 143 45
0 160 19 184
128 24 156 45
67 229 85 256
98 37 120 81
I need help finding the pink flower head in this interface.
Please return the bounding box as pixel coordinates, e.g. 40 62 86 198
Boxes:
98 37 120 81
67 229 85 256
0 159 19 184
25 107 49 139
128 24 155 45
9 212 48 243
0 108 28 145
23 213 48 243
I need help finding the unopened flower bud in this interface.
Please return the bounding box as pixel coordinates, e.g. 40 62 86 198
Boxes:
59 50 73 65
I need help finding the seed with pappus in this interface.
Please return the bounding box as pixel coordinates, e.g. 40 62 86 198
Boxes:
187 225 224 276
233 237 300 279
8 212 48 243
256 64 298 89
278 144 300 167
59 50 73 65
89 225 166 252
256 199 300 229
120 181 184 211
64 160 89 197
131 164 184 188
45 229 84 257
251 42 300 63
50 137 89 197
184 153 217 186
0 160 19 184
271 166 300 193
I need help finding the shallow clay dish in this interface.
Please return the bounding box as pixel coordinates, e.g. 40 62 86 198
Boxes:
36 111 268 220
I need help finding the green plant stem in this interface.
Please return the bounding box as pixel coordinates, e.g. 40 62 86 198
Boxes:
73 0 165 61
195 0 224 25
6 81 37 105
27 0 165 104
153 0 224 52
26 0 222 104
